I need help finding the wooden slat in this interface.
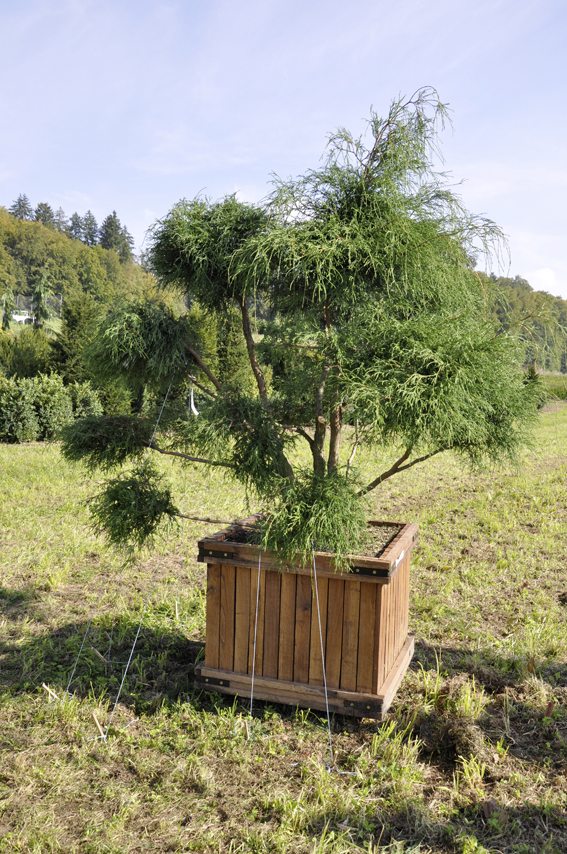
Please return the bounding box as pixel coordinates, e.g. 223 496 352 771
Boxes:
248 567 266 675
263 570 281 678
340 580 360 691
293 574 312 684
205 564 221 668
278 573 297 681
219 565 236 671
373 582 388 693
233 567 251 673
325 578 344 689
356 582 377 693
308 576 328 686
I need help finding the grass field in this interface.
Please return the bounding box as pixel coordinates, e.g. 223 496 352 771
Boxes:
1 405 566 854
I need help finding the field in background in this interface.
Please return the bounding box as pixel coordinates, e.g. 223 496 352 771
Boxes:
1 405 566 854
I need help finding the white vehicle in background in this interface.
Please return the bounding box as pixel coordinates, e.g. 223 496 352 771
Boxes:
12 310 31 324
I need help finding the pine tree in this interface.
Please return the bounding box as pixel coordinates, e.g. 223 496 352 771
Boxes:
2 286 16 331
34 203 56 229
82 211 99 247
9 194 33 220
118 225 134 263
67 212 84 241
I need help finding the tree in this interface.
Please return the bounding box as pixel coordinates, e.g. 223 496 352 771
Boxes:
61 89 541 558
68 212 84 241
2 286 16 331
9 194 33 220
34 203 56 229
54 207 68 233
100 211 134 262
31 268 52 328
82 211 99 247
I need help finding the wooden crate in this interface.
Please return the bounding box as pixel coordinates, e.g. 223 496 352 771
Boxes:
194 518 418 718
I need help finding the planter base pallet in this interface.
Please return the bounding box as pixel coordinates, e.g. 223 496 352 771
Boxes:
195 520 418 719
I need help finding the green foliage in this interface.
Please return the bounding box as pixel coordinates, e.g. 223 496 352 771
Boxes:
85 299 189 393
88 463 178 549
9 326 52 378
2 285 16 330
148 195 268 310
0 329 13 374
262 469 369 567
60 414 150 472
31 267 52 328
0 373 73 442
63 90 542 556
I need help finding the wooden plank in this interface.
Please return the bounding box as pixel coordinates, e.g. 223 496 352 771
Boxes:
233 566 251 673
309 576 329 686
278 572 297 682
248 567 266 675
205 564 221 668
293 574 312 684
263 570 281 678
377 635 415 715
219 564 236 671
325 578 344 689
373 582 388 693
340 580 360 692
356 582 377 693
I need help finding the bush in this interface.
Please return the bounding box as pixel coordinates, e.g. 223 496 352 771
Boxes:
9 326 52 378
0 374 102 443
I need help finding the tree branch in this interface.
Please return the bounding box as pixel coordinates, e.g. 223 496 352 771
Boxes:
188 374 217 398
358 447 446 495
143 440 235 468
185 345 223 392
236 295 271 411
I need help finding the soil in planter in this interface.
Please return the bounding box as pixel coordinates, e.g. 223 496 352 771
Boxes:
222 522 403 558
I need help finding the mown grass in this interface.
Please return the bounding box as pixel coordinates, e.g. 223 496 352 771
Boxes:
1 406 566 853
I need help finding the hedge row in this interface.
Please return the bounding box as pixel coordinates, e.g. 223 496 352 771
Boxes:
0 374 102 443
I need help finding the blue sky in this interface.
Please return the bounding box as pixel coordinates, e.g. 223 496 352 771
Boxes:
1 0 566 298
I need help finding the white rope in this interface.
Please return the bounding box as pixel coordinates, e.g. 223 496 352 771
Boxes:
64 552 115 699
312 542 334 766
102 527 172 741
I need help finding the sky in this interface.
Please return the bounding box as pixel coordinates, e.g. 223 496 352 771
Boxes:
1 0 566 298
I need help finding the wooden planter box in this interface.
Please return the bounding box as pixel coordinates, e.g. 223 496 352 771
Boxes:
194 517 418 719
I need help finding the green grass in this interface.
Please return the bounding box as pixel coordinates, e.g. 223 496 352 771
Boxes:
1 406 567 853
541 373 567 401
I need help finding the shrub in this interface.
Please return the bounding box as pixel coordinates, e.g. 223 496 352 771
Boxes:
0 374 101 443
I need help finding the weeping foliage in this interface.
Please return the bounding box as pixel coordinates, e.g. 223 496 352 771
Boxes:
63 89 542 557
88 464 178 550
262 469 369 570
148 196 269 310
86 300 189 392
60 414 151 472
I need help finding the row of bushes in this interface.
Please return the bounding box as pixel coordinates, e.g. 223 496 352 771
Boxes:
0 374 102 443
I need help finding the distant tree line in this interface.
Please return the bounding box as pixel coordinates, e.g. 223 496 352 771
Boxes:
481 272 567 373
8 194 134 264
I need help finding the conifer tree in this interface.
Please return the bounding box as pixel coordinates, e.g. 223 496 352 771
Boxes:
82 211 99 247
61 89 542 557
54 207 68 233
31 268 51 328
34 203 56 228
9 194 33 220
68 212 84 241
2 286 16 331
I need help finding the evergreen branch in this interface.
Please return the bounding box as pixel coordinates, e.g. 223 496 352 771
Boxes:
188 374 218 398
359 447 446 495
144 440 235 468
185 345 223 392
176 513 233 524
